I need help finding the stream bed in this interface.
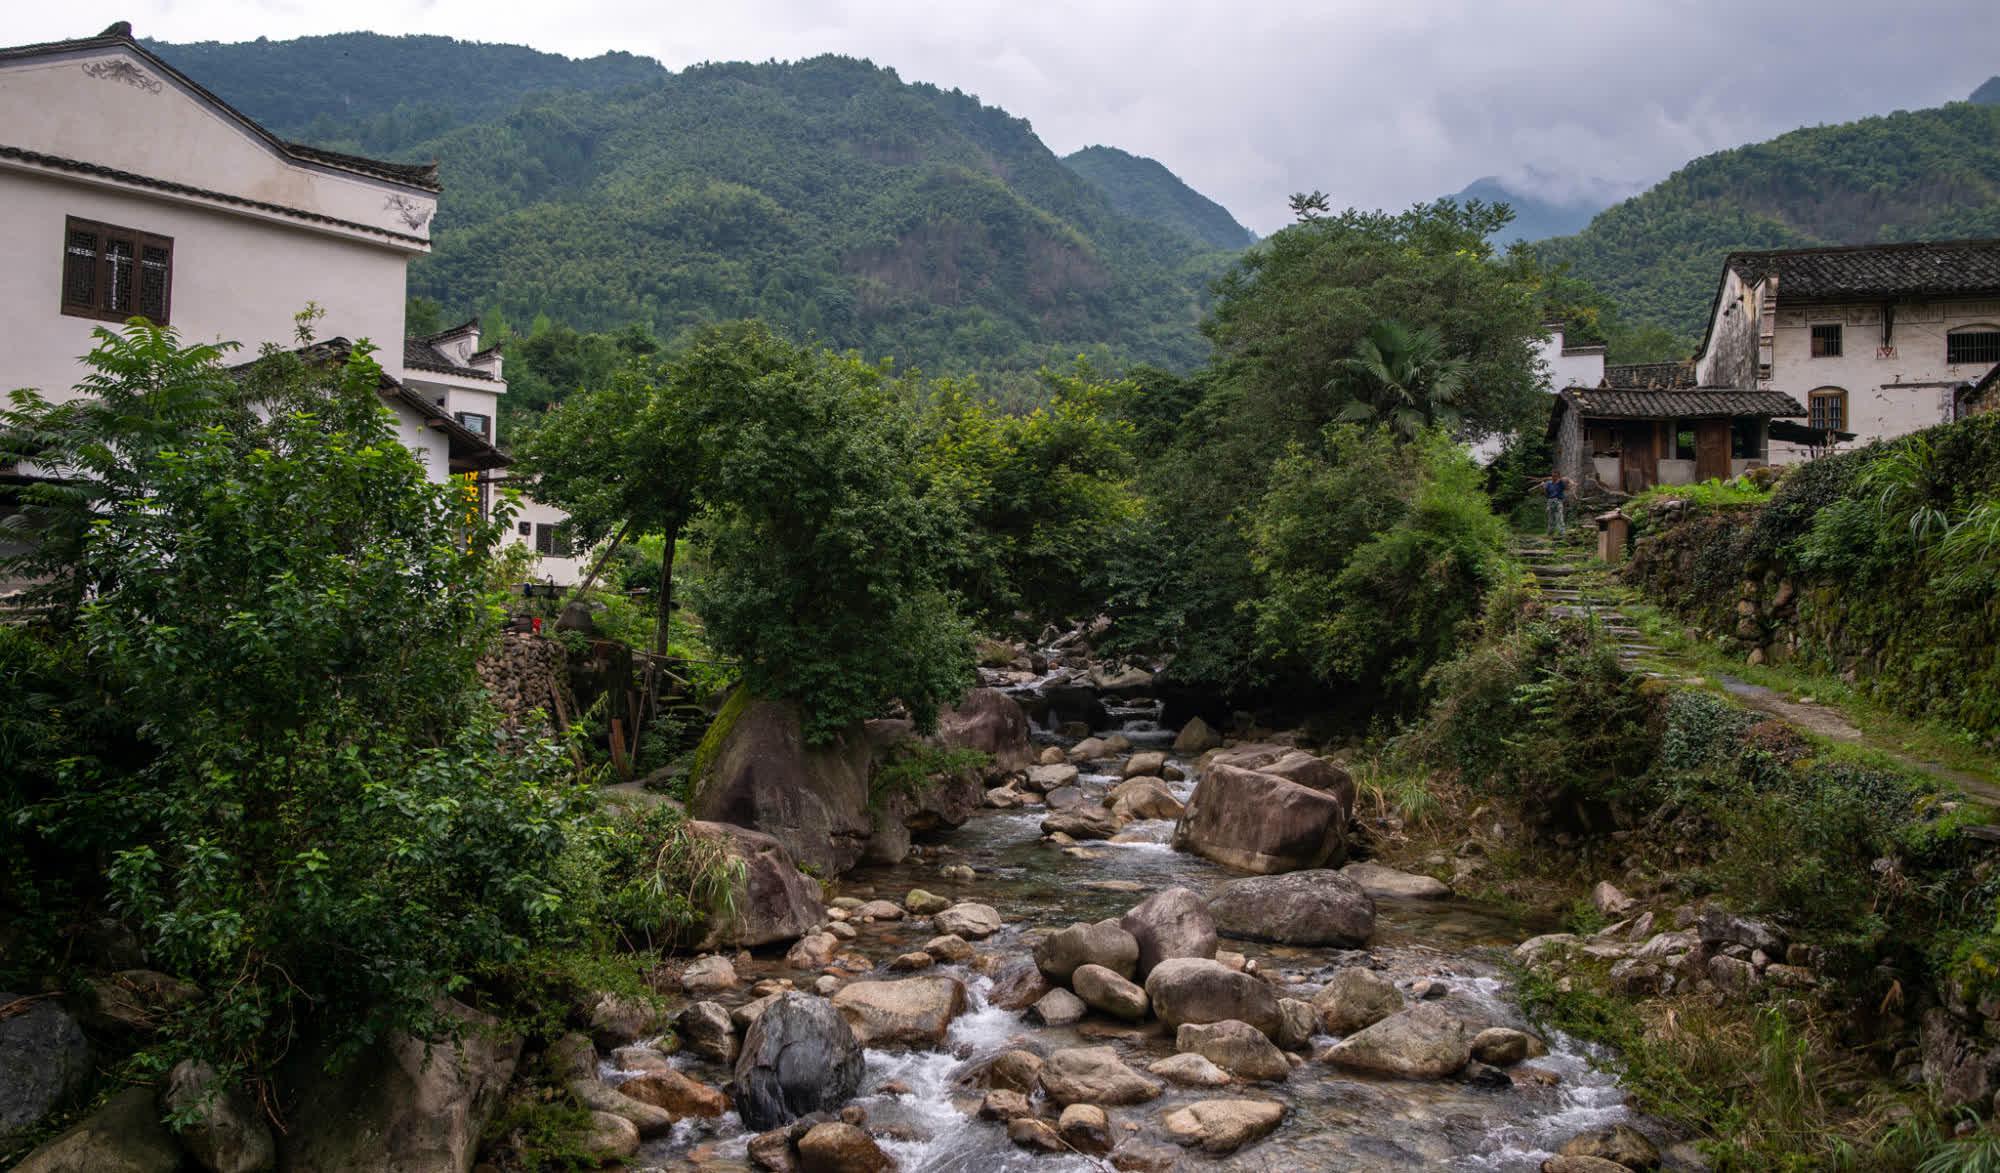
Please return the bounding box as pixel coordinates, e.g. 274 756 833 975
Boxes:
624 719 1658 1171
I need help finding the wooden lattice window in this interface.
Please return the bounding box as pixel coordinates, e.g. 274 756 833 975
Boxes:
1947 328 2000 366
61 217 172 325
1809 388 1847 433
1810 323 1842 358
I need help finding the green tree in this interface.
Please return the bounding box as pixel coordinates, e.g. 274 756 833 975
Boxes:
686 324 975 741
1335 320 1469 440
0 323 594 1079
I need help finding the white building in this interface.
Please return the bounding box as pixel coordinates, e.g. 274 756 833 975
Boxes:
1472 322 1605 463
1693 239 2000 461
0 23 582 584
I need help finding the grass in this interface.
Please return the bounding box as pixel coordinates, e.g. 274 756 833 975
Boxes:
1631 477 1774 514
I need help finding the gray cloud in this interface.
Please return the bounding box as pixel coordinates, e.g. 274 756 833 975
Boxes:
21 0 1999 233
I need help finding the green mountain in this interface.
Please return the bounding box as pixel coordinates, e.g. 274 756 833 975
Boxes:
1448 172 1632 245
1533 100 2000 342
149 35 1239 376
1062 146 1256 249
1973 77 2000 106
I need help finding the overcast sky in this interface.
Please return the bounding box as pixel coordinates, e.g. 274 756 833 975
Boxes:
19 2 1999 234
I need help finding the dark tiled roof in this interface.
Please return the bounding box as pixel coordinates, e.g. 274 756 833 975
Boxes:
1602 361 1696 390
1729 239 2000 302
239 338 508 470
1558 386 1806 421
403 337 495 381
0 25 440 192
0 144 430 246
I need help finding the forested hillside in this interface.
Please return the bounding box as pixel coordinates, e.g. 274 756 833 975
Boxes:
1448 173 1624 245
1533 101 2000 343
1062 145 1257 249
149 36 1245 376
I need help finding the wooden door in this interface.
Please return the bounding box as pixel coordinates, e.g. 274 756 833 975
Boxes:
1619 423 1657 492
1695 419 1731 482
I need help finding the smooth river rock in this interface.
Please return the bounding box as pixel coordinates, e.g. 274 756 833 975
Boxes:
1317 1004 1470 1080
1340 860 1452 900
1120 886 1218 978
933 902 1003 939
1038 1046 1163 1106
734 993 865 1130
1072 964 1150 1021
1035 920 1140 983
1208 870 1376 946
1144 957 1282 1038
1312 967 1405 1035
1162 1099 1286 1155
831 977 966 1046
1176 1020 1290 1082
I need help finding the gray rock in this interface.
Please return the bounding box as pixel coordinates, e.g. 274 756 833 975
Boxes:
686 822 826 948
1035 920 1140 983
682 954 740 995
1120 887 1218 979
1209 870 1376 947
1058 1102 1114 1155
689 697 874 875
1041 807 1120 840
1147 1053 1232 1087
1123 751 1169 779
1038 1046 1162 1106
796 1120 891 1172
164 1060 275 1173
0 995 88 1137
1028 763 1081 791
1317 1004 1469 1080
986 958 1053 1010
12 1087 180 1173
1028 988 1087 1026
1558 1123 1661 1169
280 999 520 1172
1161 1099 1286 1155
1177 1020 1290 1082
1339 860 1452 900
935 688 1034 775
1072 964 1150 1021
933 902 1003 940
587 991 668 1049
1275 998 1318 1052
679 1001 739 1063
1592 881 1636 917
734 993 865 1131
582 1111 641 1161
1144 957 1282 1038
1696 907 1784 955
1174 717 1223 756
1469 1027 1542 1067
831 977 966 1046
1104 778 1183 822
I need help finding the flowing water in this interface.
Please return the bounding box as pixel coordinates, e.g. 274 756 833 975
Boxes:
624 701 1655 1171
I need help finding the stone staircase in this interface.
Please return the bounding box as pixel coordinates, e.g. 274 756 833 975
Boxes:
1513 537 1661 668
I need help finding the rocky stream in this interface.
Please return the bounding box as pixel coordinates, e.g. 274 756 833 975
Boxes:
591 672 1678 1173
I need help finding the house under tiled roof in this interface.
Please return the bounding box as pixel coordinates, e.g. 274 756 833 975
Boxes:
233 338 507 470
1601 361 1696 390
403 320 496 381
1558 387 1806 421
1728 239 2000 303
0 23 439 192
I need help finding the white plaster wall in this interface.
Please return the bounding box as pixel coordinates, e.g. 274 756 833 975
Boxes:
0 48 434 241
1771 298 2000 446
1 168 409 400
1536 331 1606 392
502 494 586 586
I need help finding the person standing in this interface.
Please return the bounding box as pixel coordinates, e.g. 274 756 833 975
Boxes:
1542 469 1570 538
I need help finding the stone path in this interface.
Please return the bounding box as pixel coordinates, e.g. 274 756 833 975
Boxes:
1513 534 2000 810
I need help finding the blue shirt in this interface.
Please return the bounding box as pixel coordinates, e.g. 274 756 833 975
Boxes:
1545 479 1566 500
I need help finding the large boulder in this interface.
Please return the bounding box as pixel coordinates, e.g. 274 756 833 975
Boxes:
12 1087 181 1173
934 688 1034 775
1041 807 1120 840
1317 1004 1470 1080
1259 751 1354 803
831 977 966 1046
690 693 874 875
1173 763 1349 874
1104 778 1184 822
1144 958 1282 1038
281 999 521 1172
796 1120 893 1173
686 821 825 949
0 995 89 1138
678 1002 738 1064
934 903 1003 940
1035 920 1140 983
1176 1020 1289 1082
1208 870 1376 946
1172 717 1222 756
164 1060 276 1173
1119 887 1217 979
1038 1046 1162 1106
986 958 1053 1010
734 993 865 1131
1161 1099 1286 1155
1312 967 1404 1035
1340 860 1451 900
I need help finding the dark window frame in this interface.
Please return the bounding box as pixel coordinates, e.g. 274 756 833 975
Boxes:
454 411 491 440
61 216 173 325
1809 323 1842 358
1946 328 2000 367
534 522 573 559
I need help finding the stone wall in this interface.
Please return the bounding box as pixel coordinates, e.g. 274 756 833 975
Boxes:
477 632 574 730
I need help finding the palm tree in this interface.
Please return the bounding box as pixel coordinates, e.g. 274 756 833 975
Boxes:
1334 320 1468 441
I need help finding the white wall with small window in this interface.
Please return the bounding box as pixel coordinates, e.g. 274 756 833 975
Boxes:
501 492 585 586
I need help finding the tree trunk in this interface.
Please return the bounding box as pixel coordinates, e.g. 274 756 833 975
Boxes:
653 520 679 660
